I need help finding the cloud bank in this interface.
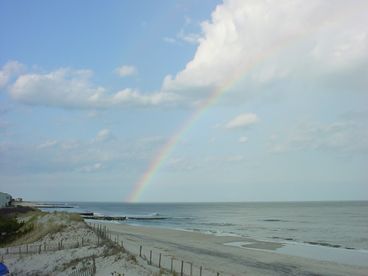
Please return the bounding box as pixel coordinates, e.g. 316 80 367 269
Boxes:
3 0 368 109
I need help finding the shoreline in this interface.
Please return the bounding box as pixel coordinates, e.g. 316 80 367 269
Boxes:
90 222 368 276
88 218 368 265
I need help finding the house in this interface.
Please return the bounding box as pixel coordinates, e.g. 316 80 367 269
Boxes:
0 192 12 207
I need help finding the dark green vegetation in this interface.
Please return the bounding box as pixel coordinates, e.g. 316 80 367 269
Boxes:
0 206 36 245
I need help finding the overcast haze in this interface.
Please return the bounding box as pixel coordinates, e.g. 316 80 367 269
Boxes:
0 0 367 202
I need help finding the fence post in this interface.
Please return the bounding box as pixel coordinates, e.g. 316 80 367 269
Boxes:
149 250 152 265
93 256 96 273
6 248 8 254
121 241 124 248
139 245 142 257
200 266 202 276
44 242 46 251
190 262 192 276
159 253 161 268
18 246 21 255
39 245 41 254
180 260 184 276
26 244 29 254
170 257 173 272
97 236 100 246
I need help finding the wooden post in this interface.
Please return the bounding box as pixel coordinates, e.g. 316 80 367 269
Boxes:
159 253 161 268
93 256 96 273
170 257 173 272
149 250 152 265
139 245 142 257
26 244 29 253
6 248 8 254
199 266 202 276
180 260 184 276
97 236 100 246
121 241 124 248
39 245 41 254
18 246 21 255
190 262 192 276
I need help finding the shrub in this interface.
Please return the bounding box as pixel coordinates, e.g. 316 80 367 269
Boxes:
0 215 25 244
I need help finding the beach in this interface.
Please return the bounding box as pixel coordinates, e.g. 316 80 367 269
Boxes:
94 222 368 276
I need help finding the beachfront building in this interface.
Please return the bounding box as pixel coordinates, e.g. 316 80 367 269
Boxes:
0 192 12 207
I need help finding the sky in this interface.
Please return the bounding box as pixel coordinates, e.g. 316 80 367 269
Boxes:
0 0 367 202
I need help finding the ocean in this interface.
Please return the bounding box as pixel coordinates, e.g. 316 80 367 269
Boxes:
41 201 368 266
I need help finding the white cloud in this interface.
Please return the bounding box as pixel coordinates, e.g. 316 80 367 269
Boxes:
95 129 112 142
177 30 201 44
225 113 258 129
0 61 24 88
37 140 58 149
77 162 104 173
9 68 179 108
238 136 248 143
10 68 106 108
4 1 368 109
115 65 137 77
162 0 368 96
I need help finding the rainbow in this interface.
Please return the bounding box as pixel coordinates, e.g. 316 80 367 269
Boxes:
126 42 287 202
125 5 357 202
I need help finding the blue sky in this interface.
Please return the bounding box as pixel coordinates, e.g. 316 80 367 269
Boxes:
0 0 367 202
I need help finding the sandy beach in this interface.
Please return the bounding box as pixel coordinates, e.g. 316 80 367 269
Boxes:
98 222 368 276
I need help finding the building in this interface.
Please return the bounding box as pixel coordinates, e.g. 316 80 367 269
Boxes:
0 192 12 207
